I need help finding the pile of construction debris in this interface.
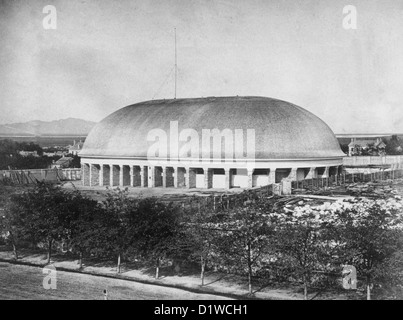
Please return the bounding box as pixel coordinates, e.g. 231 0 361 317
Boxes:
273 196 329 213
346 181 399 198
292 185 347 197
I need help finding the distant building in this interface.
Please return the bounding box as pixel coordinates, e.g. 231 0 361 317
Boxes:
43 152 56 157
56 151 68 157
68 140 83 155
18 150 39 157
52 156 73 169
347 136 387 156
44 151 68 157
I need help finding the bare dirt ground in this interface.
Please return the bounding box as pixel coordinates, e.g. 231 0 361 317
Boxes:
0 261 232 300
60 180 246 202
0 247 355 300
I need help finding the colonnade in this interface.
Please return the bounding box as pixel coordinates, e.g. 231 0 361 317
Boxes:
81 163 343 189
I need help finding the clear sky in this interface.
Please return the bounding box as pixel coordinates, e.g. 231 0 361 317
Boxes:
1 0 403 133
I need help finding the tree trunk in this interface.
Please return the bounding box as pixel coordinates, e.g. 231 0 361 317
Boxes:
155 257 160 279
248 267 252 295
47 239 52 264
9 230 18 260
247 243 252 295
367 275 371 300
12 242 18 260
117 253 121 273
201 255 205 286
79 251 83 269
303 274 308 300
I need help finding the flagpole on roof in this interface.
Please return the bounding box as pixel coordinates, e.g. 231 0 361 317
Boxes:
174 27 177 99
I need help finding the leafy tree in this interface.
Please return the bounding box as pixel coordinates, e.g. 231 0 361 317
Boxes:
11 155 53 169
0 185 32 258
0 139 18 156
276 197 403 300
65 190 100 269
385 135 403 155
335 197 403 300
69 155 81 168
17 142 43 156
339 143 349 155
274 202 342 300
0 198 24 259
214 199 276 295
183 207 221 285
0 139 53 169
350 144 362 156
96 187 133 273
129 198 182 278
89 188 182 277
10 182 73 264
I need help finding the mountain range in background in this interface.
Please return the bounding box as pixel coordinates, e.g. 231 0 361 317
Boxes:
0 118 96 136
1 117 401 139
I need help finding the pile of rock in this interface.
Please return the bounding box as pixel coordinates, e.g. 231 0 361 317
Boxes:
346 182 396 198
292 180 402 199
292 185 347 197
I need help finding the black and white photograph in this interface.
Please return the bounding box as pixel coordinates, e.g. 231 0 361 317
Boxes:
1 0 403 304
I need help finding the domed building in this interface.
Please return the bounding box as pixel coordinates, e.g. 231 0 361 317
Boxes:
80 96 344 189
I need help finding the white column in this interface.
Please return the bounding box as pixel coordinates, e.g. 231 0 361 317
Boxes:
268 168 276 184
204 168 212 189
140 166 145 187
334 166 339 184
149 166 155 188
247 169 254 188
185 167 190 189
162 166 167 188
110 165 114 187
89 164 93 187
322 166 330 178
287 168 297 181
99 165 104 186
119 165 124 186
130 166 134 187
173 167 179 188
224 168 231 189
305 167 317 179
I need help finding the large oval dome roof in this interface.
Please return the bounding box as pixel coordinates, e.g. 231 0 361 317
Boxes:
80 96 344 160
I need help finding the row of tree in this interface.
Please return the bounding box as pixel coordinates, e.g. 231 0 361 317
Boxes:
0 140 44 156
1 183 403 299
0 139 81 170
385 135 403 155
0 140 46 169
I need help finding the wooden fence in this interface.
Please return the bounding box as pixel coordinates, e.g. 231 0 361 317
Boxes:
0 168 81 185
343 155 403 167
292 168 403 190
175 168 403 214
